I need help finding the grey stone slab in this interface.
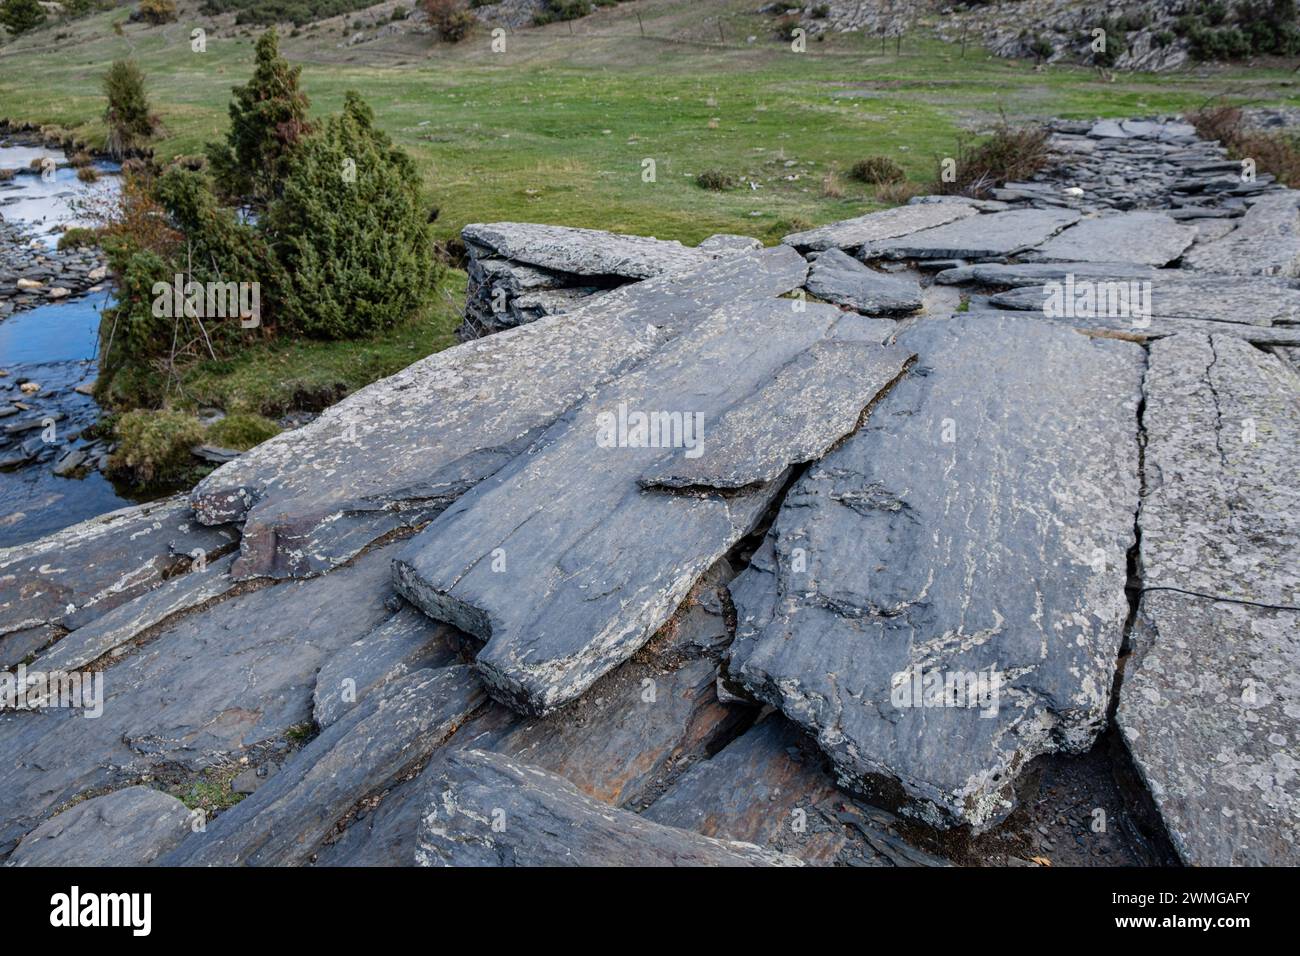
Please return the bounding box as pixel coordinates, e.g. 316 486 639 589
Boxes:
34 553 238 674
163 666 485 866
988 275 1300 325
934 261 1159 287
781 203 977 252
1182 191 1300 277
697 233 764 254
0 496 237 638
727 314 1145 829
1118 591 1300 865
1140 333 1300 607
312 604 461 729
462 222 711 279
411 749 801 866
190 246 809 581
393 300 903 716
5 787 190 866
0 543 404 855
0 625 55 670
1026 212 1197 266
640 340 913 490
962 309 1300 347
805 248 923 315
859 209 1081 261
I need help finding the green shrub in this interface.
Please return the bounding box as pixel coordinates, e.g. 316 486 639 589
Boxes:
1029 35 1054 60
0 0 46 36
207 27 312 206
267 91 438 339
534 0 590 24
850 155 906 185
57 226 101 250
205 412 281 449
108 409 206 487
695 169 735 191
102 60 157 159
137 0 178 24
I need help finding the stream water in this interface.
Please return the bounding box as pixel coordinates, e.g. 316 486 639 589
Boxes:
0 141 142 549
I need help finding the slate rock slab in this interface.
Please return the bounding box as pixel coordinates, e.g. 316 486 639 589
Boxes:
190 246 808 581
859 209 1081 261
988 275 1300 326
782 203 976 252
934 261 1159 287
727 314 1145 829
163 666 485 866
393 301 908 716
463 222 712 278
961 309 1300 347
1118 591 1300 865
6 786 190 867
1140 333 1300 607
1181 191 1300 277
412 749 801 866
0 496 236 638
805 248 923 315
641 339 913 490
1025 212 1197 266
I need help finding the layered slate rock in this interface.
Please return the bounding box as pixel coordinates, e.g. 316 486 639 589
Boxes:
411 749 800 866
641 339 913 490
462 222 713 279
858 209 1080 261
988 274 1300 326
0 544 405 855
393 301 912 715
934 261 1158 287
0 496 236 638
962 309 1300 347
1025 212 1196 266
805 248 923 315
189 246 808 581
1118 592 1300 866
35 553 238 673
781 203 976 252
727 314 1145 829
163 666 485 866
1182 191 1300 276
1138 333 1299 606
6 787 190 867
312 605 461 729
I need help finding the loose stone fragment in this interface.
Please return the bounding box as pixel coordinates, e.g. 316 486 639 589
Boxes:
190 246 809 581
412 749 801 866
6 787 190 867
727 314 1145 829
1118 591 1300 866
805 248 923 315
462 222 712 278
859 209 1081 260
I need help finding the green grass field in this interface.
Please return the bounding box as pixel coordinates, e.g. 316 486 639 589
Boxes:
5 0 1300 245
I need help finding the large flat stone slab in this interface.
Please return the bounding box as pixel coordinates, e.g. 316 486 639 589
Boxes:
988 274 1300 326
781 203 976 252
640 338 913 490
1025 212 1197 266
393 301 910 716
934 261 1159 287
727 314 1145 829
859 209 1081 261
805 248 923 315
189 246 808 581
163 666 485 866
962 309 1300 347
462 222 712 278
1181 191 1300 276
412 749 800 866
1118 591 1300 865
1140 333 1299 607
6 786 191 867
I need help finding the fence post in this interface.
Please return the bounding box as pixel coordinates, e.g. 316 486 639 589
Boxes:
637 12 644 37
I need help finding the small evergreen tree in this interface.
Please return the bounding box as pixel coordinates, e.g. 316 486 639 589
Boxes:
102 60 156 159
207 27 311 206
267 91 437 339
0 0 45 37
